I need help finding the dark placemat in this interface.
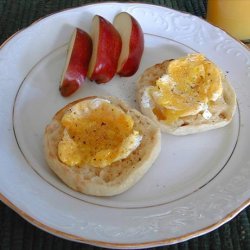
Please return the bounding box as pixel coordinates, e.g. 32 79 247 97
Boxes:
0 0 249 249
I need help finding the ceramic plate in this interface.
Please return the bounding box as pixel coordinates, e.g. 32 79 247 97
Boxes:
0 2 250 249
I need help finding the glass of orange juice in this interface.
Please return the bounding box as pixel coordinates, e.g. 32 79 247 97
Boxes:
206 0 250 44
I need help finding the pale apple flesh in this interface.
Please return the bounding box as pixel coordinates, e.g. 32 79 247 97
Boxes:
87 15 122 84
60 28 92 97
114 12 144 77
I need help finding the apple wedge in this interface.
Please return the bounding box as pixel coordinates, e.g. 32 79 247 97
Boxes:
114 12 144 77
87 15 122 83
60 28 92 97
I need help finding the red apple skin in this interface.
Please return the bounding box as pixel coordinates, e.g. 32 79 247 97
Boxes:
116 14 144 77
60 28 92 97
88 16 122 84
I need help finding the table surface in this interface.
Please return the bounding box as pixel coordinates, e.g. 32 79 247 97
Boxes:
0 0 250 249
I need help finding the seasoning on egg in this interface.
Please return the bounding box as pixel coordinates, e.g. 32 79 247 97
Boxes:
57 98 142 168
149 54 223 124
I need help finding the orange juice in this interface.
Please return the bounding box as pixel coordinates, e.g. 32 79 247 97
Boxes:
207 0 250 41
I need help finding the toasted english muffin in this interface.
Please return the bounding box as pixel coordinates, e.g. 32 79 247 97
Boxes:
136 59 236 135
44 96 161 196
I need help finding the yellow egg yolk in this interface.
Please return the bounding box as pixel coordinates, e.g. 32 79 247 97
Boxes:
57 99 142 168
150 54 223 124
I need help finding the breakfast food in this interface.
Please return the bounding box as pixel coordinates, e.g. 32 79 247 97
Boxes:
87 15 122 83
114 12 144 76
44 96 161 196
60 28 92 97
136 54 236 135
59 13 144 96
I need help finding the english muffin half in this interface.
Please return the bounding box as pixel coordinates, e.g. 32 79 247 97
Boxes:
44 96 161 196
136 54 236 135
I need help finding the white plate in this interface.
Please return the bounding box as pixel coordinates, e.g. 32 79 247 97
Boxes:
0 2 250 249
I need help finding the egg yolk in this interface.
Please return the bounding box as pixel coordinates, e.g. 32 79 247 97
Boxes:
151 54 223 124
58 99 141 168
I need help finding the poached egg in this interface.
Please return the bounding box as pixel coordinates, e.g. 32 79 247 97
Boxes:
58 98 142 168
144 54 223 124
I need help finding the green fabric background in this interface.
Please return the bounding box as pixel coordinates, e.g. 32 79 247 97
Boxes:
0 0 249 249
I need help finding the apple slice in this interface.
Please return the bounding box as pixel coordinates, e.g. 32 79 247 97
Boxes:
87 15 122 84
114 12 144 77
60 28 92 97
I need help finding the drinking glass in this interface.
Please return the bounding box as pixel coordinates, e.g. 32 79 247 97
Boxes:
206 0 250 46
